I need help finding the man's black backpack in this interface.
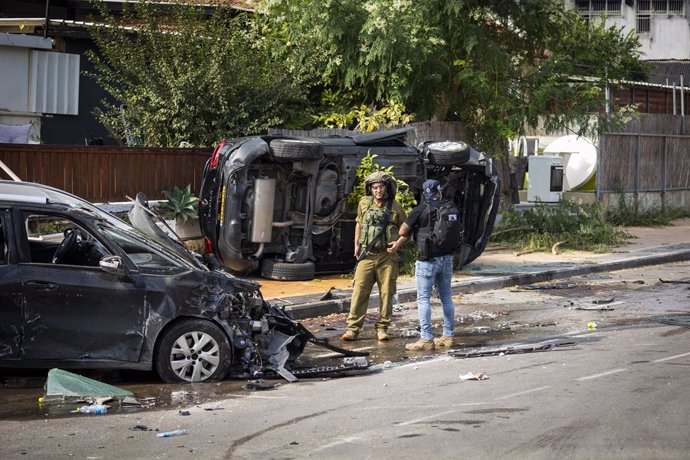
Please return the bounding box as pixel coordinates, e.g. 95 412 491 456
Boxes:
419 200 463 259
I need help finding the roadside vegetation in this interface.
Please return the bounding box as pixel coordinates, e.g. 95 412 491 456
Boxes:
492 200 632 254
605 194 686 227
494 196 688 255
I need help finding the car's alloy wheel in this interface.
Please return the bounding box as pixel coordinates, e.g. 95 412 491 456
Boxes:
270 139 323 160
427 141 471 166
261 259 315 281
155 319 231 383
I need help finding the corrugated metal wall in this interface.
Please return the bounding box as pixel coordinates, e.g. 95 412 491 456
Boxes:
29 50 80 116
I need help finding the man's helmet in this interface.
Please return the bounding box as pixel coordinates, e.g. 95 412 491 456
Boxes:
364 171 398 197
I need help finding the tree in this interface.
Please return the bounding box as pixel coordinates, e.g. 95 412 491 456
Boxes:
260 0 645 148
85 0 308 147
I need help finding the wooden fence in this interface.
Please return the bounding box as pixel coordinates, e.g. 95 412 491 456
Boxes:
0 144 211 203
598 114 690 210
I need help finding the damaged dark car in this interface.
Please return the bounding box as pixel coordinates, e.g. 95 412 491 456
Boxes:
199 128 500 280
0 181 363 383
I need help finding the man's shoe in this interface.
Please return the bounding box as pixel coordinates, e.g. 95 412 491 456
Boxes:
341 330 358 341
377 330 390 342
433 335 454 348
405 339 435 351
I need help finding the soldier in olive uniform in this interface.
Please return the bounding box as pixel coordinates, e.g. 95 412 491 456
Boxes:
342 171 408 342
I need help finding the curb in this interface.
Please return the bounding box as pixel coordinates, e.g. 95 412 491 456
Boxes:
283 248 690 320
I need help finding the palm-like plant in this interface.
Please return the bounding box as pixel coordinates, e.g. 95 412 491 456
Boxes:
161 184 199 223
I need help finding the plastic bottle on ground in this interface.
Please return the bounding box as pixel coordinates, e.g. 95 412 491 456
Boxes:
77 404 108 414
156 429 188 438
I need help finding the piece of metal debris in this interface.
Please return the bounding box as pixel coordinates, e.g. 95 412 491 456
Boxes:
659 278 690 284
518 283 577 291
243 380 281 391
449 339 576 358
121 397 142 406
593 297 615 304
576 305 615 311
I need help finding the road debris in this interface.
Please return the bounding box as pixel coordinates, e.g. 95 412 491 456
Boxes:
593 297 615 304
449 339 576 358
465 311 499 321
243 380 281 391
576 304 619 311
74 404 108 414
44 369 134 399
587 322 598 330
156 429 187 438
130 425 153 431
460 372 489 381
516 283 577 291
659 278 690 284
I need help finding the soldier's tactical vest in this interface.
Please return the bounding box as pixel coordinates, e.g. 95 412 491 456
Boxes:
359 197 398 251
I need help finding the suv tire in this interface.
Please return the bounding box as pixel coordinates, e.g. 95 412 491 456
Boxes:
155 319 231 383
270 139 323 161
427 141 471 166
261 259 315 281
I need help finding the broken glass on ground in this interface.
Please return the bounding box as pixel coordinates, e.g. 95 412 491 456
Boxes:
44 368 134 401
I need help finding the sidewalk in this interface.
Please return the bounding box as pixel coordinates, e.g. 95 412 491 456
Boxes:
258 217 690 319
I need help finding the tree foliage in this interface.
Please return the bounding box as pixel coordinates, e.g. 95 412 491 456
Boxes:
260 0 646 151
85 0 308 147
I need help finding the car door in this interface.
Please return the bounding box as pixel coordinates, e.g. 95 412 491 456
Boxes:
0 209 22 359
16 210 149 362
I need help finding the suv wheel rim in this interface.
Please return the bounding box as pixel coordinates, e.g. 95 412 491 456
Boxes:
170 331 220 382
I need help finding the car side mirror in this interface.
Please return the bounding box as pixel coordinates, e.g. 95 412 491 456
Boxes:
99 255 126 275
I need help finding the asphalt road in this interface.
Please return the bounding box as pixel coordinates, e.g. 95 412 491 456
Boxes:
1 261 689 459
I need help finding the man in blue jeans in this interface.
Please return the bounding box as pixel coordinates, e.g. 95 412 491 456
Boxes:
399 179 456 351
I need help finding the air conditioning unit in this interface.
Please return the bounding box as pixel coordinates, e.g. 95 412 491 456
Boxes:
527 156 563 203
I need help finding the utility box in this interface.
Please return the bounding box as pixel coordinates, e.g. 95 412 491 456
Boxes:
527 156 564 202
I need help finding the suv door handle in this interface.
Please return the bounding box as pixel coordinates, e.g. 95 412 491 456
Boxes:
26 281 58 291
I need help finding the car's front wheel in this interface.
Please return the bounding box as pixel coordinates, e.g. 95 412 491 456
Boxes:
155 319 231 383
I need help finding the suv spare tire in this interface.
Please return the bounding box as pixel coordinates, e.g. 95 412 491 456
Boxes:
427 141 471 166
270 139 323 161
261 259 315 281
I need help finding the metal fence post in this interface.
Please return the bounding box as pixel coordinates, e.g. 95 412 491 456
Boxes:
635 134 640 210
662 135 668 211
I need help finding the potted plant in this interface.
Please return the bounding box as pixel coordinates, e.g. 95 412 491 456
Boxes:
161 184 201 240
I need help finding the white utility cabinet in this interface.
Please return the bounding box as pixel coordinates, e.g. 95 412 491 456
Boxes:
527 156 564 203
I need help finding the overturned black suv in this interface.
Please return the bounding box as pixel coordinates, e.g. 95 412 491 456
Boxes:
199 128 500 280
